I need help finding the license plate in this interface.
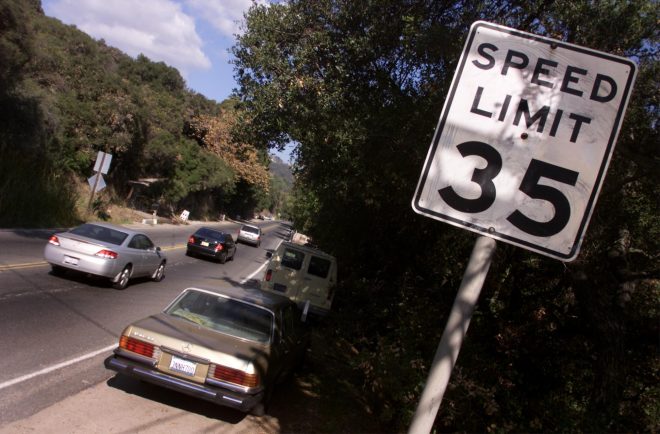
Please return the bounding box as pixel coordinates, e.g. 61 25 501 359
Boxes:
169 355 196 376
64 256 79 265
201 241 209 246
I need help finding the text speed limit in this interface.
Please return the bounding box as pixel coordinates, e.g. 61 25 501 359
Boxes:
412 21 636 261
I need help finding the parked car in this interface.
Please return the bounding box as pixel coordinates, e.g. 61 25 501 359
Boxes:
44 222 166 290
104 287 310 416
186 227 236 264
262 241 337 317
237 224 262 247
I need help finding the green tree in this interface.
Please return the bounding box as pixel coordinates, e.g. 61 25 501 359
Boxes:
233 0 659 431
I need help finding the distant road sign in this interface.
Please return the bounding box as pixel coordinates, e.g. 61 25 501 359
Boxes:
93 151 112 174
412 21 637 261
87 173 106 192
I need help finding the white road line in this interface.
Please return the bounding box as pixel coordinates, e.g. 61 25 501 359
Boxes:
0 344 116 391
240 239 282 285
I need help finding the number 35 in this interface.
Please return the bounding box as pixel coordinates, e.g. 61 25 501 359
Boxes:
438 141 579 237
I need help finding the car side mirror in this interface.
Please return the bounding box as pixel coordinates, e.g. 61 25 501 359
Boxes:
156 246 161 252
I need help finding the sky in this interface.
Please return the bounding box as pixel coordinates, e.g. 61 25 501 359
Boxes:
41 0 294 162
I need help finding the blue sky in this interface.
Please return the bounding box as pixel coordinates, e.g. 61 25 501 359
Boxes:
42 0 294 162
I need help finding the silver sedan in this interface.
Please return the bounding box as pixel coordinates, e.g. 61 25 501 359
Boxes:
44 222 166 289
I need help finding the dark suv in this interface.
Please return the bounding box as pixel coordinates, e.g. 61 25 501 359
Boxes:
186 227 237 264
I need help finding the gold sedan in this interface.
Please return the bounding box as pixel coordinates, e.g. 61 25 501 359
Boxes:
104 287 310 416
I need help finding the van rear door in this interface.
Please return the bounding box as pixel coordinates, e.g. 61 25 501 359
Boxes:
292 254 335 311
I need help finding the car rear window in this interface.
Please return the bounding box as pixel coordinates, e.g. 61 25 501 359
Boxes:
70 224 128 245
165 291 273 343
281 247 305 270
195 228 223 240
308 256 331 278
242 226 260 234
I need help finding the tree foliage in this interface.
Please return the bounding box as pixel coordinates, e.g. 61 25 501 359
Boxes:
233 0 658 431
0 0 275 225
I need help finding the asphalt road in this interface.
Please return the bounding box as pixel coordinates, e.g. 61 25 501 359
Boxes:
0 219 291 432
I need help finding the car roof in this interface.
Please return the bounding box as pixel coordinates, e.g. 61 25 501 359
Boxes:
177 287 295 311
280 241 336 259
195 227 228 236
70 222 144 237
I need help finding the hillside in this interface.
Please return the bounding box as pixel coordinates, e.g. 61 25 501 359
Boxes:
0 0 281 227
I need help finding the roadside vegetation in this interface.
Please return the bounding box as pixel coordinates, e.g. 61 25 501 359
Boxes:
0 0 657 432
0 0 291 228
233 1 659 432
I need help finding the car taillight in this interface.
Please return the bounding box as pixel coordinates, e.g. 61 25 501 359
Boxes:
188 236 195 244
119 335 157 359
214 244 223 252
209 364 259 388
48 235 60 246
265 269 272 282
95 249 118 259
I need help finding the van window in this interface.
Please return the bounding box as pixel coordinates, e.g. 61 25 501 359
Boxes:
281 248 305 270
308 256 331 278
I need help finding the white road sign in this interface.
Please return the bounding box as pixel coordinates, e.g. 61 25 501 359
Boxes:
93 151 112 174
412 21 636 261
87 173 106 192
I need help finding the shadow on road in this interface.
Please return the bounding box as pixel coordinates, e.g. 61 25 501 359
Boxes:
106 375 246 425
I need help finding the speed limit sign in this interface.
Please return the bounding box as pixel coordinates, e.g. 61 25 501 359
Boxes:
412 21 637 261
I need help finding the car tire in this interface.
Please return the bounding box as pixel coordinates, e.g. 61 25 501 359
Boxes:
152 262 165 282
113 265 131 290
250 386 273 417
51 265 65 276
218 251 227 264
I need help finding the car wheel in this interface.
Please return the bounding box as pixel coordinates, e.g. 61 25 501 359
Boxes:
230 248 236 261
51 265 65 276
250 386 273 417
113 265 131 290
152 262 165 282
218 251 227 264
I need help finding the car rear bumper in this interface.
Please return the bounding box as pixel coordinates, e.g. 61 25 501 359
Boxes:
104 355 263 413
44 244 119 278
186 244 221 259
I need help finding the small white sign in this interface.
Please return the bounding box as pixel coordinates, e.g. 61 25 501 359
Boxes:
87 173 106 192
93 151 112 174
180 210 190 221
412 21 637 261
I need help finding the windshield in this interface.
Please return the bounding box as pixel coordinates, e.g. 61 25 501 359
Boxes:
70 224 128 245
165 290 273 344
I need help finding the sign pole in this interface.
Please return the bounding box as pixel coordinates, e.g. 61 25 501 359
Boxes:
87 152 106 213
408 235 497 434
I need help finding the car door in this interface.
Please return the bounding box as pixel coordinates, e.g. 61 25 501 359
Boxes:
293 254 334 310
138 235 161 276
278 305 306 377
126 234 157 276
226 234 236 257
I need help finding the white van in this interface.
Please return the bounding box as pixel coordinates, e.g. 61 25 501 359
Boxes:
261 241 337 316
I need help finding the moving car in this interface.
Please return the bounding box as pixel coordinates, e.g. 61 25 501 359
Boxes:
237 224 262 247
186 227 236 264
44 222 166 290
104 287 309 416
262 242 337 317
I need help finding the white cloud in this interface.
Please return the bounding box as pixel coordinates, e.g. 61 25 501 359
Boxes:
45 0 212 75
185 0 267 37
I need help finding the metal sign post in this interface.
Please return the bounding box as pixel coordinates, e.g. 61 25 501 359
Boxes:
408 236 496 434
